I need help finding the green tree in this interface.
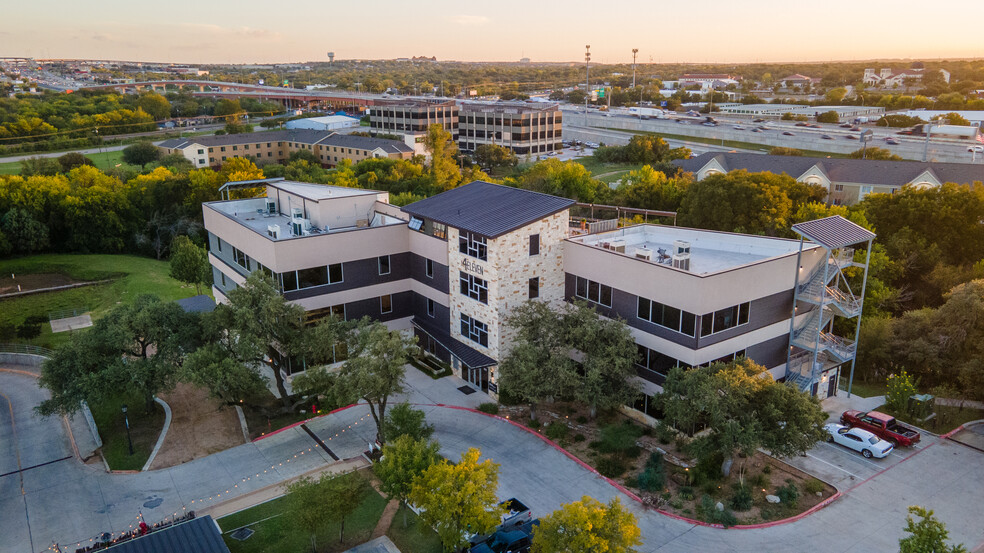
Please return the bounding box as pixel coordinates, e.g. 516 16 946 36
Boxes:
410 448 503 552
474 144 518 171
19 156 62 176
168 235 211 294
662 358 827 477
849 147 903 161
122 141 162 168
816 110 840 123
532 496 641 553
499 301 579 421
769 146 803 156
285 472 369 551
614 165 690 212
934 112 970 126
0 208 50 253
224 121 253 134
384 401 434 442
137 92 171 121
899 506 968 553
374 435 441 527
424 124 462 190
564 302 639 418
57 152 94 172
214 98 244 119
516 158 602 202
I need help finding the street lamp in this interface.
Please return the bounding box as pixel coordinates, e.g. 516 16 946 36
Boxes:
923 118 948 162
631 48 638 90
122 404 134 455
584 45 591 122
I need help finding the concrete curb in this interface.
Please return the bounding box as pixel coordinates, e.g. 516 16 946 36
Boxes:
234 405 250 443
941 419 984 440
0 279 112 299
0 353 47 367
141 396 172 472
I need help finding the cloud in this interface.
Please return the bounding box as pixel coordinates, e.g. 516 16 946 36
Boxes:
180 23 281 40
448 15 489 26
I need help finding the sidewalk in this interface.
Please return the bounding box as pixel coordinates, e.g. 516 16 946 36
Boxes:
397 365 493 409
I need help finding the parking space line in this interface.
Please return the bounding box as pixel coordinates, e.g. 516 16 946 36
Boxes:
804 452 863 479
818 442 887 470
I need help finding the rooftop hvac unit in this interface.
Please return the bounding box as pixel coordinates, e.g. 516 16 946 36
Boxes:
674 240 691 255
266 200 277 214
672 252 691 271
635 247 653 261
610 239 627 253
291 207 303 220
291 219 310 236
267 224 280 239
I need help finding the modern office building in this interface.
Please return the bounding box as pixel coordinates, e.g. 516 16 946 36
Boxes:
675 152 984 205
458 102 563 155
368 99 459 154
204 178 870 403
158 129 412 169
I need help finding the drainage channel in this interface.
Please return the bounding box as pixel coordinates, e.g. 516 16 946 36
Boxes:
300 424 339 461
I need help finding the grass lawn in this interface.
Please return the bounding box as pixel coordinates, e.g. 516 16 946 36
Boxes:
0 150 125 175
572 157 646 179
218 474 388 553
89 390 165 470
0 254 202 349
386 504 443 553
839 379 887 399
604 128 853 159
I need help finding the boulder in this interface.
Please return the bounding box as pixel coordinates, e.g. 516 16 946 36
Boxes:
715 501 724 512
766 494 781 504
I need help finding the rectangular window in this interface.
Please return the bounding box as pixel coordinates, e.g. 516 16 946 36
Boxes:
700 302 752 336
639 296 697 337
432 222 447 239
216 237 222 252
380 294 392 314
281 271 298 292
529 277 540 299
220 272 226 287
232 247 249 269
459 271 489 304
427 298 435 317
576 276 587 298
573 275 612 307
378 255 391 275
458 232 488 261
460 314 489 347
529 234 540 256
297 266 329 288
328 263 343 284
637 297 651 320
425 258 434 278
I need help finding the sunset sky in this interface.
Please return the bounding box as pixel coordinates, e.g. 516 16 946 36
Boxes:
3 0 983 64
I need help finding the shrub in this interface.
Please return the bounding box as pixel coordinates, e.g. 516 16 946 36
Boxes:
655 424 675 445
803 478 825 495
637 463 665 492
761 464 772 475
776 482 799 507
597 423 642 457
700 481 719 496
527 419 541 429
678 486 695 501
477 402 499 415
576 415 588 424
671 499 684 509
573 433 586 443
623 476 638 489
749 472 768 488
596 456 628 478
544 422 569 442
728 484 753 511
715 508 738 528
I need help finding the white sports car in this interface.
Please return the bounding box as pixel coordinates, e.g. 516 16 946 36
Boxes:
823 423 894 459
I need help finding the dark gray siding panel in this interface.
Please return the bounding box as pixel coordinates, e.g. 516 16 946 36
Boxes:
344 291 413 323
410 253 449 294
211 265 238 296
696 290 793 348
284 252 411 301
745 334 789 369
411 292 450 329
209 231 250 279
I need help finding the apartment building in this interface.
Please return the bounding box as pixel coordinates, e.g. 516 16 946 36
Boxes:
676 152 984 205
458 102 563 155
204 178 870 403
158 129 412 169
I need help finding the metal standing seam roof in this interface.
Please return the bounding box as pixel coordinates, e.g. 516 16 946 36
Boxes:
175 294 217 314
791 215 876 249
401 181 575 238
413 317 497 369
103 516 230 553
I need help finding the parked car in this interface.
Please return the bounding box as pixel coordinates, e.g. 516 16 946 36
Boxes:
824 423 894 459
821 134 833 140
968 145 984 153
471 519 539 553
782 131 795 136
841 410 921 447
467 498 533 547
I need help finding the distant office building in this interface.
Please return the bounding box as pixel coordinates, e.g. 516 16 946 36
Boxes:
676 152 984 205
285 114 361 132
158 129 412 168
458 102 563 155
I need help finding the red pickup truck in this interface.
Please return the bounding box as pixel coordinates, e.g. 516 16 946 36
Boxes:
840 410 921 447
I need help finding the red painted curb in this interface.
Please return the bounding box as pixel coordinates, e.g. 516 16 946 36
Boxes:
940 423 968 440
251 403 361 442
436 404 841 530
846 439 938 493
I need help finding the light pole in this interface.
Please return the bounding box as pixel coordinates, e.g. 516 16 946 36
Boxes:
122 404 134 455
631 48 638 90
923 118 948 162
584 45 591 123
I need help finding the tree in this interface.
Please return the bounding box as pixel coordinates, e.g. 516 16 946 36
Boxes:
474 144 518 171
614 165 690 212
532 496 641 553
37 295 199 416
168 235 211 294
374 435 441 527
214 98 244 119
516 158 602 202
1 208 50 254
424 124 462 190
661 358 827 477
324 472 369 544
137 93 171 121
899 506 968 553
57 152 94 172
122 141 162 168
499 301 579 421
886 370 918 415
564 302 639 418
816 110 840 123
410 448 503 552
285 472 368 551
769 147 804 156
224 121 253 134
849 147 903 161
935 112 970 126
19 156 62 176
385 401 434 442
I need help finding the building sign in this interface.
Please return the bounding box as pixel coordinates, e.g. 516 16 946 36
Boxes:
488 382 498 394
461 258 485 276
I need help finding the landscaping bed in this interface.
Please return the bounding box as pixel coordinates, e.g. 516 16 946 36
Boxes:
409 354 452 380
149 382 246 469
90 391 165 471
498 402 836 526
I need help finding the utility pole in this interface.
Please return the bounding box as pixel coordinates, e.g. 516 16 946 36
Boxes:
632 48 638 90
923 118 947 162
584 45 591 123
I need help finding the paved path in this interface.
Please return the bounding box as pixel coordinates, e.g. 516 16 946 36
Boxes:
3 365 983 553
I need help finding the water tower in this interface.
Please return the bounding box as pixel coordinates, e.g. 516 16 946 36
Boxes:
327 51 335 67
